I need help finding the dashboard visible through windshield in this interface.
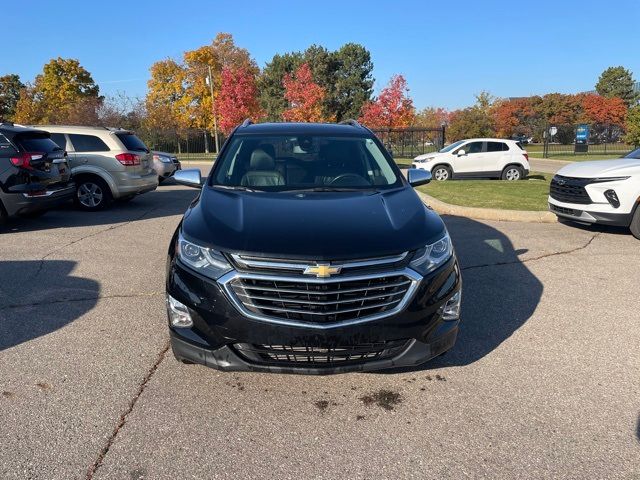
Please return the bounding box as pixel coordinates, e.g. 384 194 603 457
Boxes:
211 135 401 191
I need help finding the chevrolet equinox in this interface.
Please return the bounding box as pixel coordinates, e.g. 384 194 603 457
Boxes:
166 120 462 374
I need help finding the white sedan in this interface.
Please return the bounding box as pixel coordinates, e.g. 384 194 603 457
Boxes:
413 138 530 181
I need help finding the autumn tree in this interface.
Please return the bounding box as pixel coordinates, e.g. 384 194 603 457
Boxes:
217 66 263 133
0 74 24 121
444 92 496 141
580 94 627 125
596 66 639 107
414 107 449 129
259 43 373 121
625 105 640 146
493 97 541 138
258 52 303 121
145 59 188 132
282 63 329 122
359 75 415 129
14 58 101 124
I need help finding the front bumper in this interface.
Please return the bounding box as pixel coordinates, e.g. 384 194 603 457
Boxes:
154 161 178 178
548 197 633 227
2 183 75 217
166 255 461 374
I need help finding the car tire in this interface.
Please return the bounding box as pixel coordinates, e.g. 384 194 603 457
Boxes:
0 201 7 227
630 203 640 240
432 165 452 181
502 165 524 181
74 177 112 211
158 176 166 184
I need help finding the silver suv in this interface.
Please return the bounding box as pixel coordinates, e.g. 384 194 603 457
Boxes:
37 125 158 210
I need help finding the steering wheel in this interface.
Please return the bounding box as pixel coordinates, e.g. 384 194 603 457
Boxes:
328 173 369 186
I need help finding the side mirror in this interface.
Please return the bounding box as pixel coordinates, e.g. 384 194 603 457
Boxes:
407 168 432 187
456 149 466 156
174 169 203 188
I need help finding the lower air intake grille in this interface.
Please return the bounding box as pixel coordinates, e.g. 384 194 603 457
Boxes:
234 340 410 366
227 274 413 324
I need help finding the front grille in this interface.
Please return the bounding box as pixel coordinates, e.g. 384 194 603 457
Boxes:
234 340 410 366
550 175 592 204
550 204 580 216
226 274 414 324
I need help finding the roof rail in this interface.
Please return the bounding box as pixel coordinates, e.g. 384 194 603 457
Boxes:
339 119 363 128
241 119 253 128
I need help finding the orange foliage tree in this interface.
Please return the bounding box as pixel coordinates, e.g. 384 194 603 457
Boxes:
580 94 627 125
359 75 415 129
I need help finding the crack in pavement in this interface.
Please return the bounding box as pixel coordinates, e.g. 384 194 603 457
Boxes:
0 291 164 312
461 232 600 272
85 340 170 480
26 204 162 285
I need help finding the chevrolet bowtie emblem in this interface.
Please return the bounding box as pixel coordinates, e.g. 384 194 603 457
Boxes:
304 264 342 278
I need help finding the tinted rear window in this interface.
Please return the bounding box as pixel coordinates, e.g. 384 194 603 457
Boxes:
50 133 68 150
69 134 109 152
115 133 148 152
15 133 63 153
487 141 509 152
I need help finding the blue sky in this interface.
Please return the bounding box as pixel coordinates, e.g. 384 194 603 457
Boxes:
3 0 640 110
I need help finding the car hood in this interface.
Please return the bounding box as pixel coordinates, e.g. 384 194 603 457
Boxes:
556 158 640 178
182 187 446 260
414 152 443 161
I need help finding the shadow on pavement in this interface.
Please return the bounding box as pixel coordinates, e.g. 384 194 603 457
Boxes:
0 260 99 351
1 186 200 234
384 214 544 373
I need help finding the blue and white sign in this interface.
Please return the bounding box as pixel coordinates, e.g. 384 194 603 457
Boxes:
576 124 590 143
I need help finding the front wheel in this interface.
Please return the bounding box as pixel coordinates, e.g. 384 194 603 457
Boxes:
630 204 640 240
432 165 452 181
502 165 524 181
74 177 112 211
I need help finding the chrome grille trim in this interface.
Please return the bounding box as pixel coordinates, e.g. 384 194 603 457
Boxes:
217 268 422 329
230 252 408 274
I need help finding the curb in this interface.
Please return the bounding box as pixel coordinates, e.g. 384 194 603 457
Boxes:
416 191 557 224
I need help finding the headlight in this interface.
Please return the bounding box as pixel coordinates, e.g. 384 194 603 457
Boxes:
177 232 232 279
409 232 453 275
154 154 172 163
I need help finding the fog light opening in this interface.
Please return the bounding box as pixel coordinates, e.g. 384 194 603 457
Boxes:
167 294 193 328
440 291 461 321
604 189 620 208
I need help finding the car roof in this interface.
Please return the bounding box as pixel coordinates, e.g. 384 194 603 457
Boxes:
460 138 518 143
34 125 133 135
235 122 371 136
0 123 49 136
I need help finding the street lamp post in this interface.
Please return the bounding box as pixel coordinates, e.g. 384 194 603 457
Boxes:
206 65 220 154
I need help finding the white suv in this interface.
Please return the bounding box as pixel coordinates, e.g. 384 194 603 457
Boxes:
412 138 530 181
548 147 640 239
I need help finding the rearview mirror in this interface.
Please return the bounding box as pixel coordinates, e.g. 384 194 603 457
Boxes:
456 149 466 156
407 168 432 187
174 169 203 188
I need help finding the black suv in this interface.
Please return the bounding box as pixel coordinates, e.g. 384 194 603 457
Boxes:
0 123 74 223
166 121 462 374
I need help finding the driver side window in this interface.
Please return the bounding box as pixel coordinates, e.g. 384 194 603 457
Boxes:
463 142 484 154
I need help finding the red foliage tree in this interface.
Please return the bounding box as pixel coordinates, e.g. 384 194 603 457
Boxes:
359 75 415 129
493 98 538 137
282 63 329 122
217 66 263 134
580 94 627 125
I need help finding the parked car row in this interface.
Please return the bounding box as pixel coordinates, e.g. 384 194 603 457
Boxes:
0 123 181 224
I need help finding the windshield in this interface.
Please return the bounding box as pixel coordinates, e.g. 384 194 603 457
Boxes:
439 140 466 153
211 134 400 191
624 147 640 159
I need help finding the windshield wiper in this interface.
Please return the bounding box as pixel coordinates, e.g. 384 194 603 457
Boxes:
213 185 262 192
287 187 371 192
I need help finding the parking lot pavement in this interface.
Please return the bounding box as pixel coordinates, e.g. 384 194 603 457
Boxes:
529 157 572 174
1 174 639 479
